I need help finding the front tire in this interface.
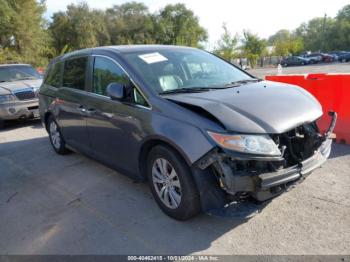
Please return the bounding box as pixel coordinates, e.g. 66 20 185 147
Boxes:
147 145 200 220
47 116 69 154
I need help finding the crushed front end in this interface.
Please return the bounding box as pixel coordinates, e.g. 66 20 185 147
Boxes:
196 112 337 202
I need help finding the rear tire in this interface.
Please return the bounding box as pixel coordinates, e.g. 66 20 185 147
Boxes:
147 145 200 220
47 115 69 155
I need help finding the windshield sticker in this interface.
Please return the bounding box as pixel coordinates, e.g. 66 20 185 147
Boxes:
139 52 168 64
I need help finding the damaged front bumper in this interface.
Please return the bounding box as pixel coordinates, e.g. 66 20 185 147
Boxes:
195 112 336 203
254 138 331 201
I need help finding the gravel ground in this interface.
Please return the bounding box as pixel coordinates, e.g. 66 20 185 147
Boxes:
0 120 349 255
249 62 350 79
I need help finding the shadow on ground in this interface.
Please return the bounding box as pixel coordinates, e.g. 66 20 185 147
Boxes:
329 143 350 158
0 136 268 254
0 118 42 132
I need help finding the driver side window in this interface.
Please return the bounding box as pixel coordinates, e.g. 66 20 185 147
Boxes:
93 56 149 107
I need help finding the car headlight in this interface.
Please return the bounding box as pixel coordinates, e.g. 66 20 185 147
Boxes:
0 94 17 102
207 131 281 156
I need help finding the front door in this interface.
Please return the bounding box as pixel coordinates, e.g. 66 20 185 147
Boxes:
84 56 151 175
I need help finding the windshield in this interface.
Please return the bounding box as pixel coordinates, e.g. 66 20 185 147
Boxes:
0 65 42 82
123 48 253 94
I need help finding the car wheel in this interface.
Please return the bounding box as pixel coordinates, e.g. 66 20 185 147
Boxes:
342 59 346 63
301 62 305 65
47 116 69 154
147 145 200 220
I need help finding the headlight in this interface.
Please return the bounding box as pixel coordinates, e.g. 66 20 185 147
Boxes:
207 131 281 156
0 94 17 102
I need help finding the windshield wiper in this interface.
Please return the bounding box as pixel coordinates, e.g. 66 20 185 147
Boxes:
225 78 261 87
159 87 226 95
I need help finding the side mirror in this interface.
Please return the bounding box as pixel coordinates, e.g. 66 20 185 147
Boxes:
106 82 125 100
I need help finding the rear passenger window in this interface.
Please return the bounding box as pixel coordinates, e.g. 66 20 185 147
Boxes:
63 57 88 90
45 62 62 87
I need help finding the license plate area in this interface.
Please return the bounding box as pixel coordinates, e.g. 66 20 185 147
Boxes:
28 106 39 118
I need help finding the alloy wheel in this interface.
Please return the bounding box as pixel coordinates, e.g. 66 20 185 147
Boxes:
152 158 182 209
49 121 61 149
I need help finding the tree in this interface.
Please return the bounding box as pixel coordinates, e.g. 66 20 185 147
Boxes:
241 30 266 68
328 5 350 50
269 29 304 56
213 23 238 61
49 3 110 53
295 16 334 51
267 29 290 45
152 3 207 47
0 0 48 66
106 2 154 45
337 4 350 20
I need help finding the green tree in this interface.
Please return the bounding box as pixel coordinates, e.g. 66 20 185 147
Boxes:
328 5 350 50
267 29 290 45
242 30 266 68
153 3 207 47
269 29 304 56
0 0 48 66
213 23 238 61
295 16 334 51
106 2 154 45
49 3 110 53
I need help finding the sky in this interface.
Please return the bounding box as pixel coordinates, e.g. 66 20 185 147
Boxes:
44 0 349 48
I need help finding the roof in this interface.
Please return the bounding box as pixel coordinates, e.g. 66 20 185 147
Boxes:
52 45 197 63
97 45 195 54
0 64 31 67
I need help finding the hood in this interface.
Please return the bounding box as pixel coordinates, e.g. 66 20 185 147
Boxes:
165 81 323 134
0 79 42 95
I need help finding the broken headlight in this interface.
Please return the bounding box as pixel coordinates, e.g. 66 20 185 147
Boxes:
207 131 281 156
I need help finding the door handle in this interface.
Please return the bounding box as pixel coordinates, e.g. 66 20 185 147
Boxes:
77 105 87 112
86 108 96 113
78 105 96 114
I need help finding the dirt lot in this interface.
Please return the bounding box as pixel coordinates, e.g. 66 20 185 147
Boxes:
249 62 350 79
0 119 349 255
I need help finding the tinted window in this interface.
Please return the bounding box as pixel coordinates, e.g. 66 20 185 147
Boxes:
93 57 129 96
63 57 88 90
45 62 62 87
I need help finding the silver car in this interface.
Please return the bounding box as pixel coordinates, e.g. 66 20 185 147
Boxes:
0 64 42 127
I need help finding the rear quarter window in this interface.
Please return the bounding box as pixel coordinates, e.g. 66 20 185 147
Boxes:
44 62 62 88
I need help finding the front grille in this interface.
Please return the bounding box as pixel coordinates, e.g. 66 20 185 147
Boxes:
13 88 36 100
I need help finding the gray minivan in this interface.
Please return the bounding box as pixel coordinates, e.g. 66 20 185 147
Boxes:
39 45 336 220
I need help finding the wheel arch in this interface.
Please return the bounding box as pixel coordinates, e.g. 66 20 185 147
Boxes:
138 137 193 181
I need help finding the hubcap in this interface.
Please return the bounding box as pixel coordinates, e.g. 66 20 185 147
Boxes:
49 121 61 149
152 158 181 209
